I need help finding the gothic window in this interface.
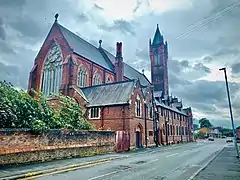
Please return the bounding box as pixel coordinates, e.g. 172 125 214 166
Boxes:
106 76 111 83
154 51 160 65
93 72 101 85
149 101 153 119
41 41 62 97
135 95 141 117
77 65 88 87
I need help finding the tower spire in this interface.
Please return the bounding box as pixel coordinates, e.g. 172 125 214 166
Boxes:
152 24 163 45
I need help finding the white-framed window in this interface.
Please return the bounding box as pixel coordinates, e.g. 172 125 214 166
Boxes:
89 107 100 119
41 41 62 97
77 65 88 87
135 95 141 117
93 72 101 85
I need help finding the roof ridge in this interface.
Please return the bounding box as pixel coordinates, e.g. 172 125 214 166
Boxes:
81 79 135 89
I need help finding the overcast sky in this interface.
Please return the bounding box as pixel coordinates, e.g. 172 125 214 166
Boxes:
0 0 240 128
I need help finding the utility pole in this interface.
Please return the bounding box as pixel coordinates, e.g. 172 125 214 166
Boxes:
219 67 239 158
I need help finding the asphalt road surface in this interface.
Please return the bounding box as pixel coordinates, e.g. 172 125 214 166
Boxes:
33 139 226 180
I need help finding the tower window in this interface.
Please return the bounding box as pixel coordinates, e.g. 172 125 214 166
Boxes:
154 52 160 65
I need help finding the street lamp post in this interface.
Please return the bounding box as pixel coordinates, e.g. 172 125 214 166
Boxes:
219 67 239 158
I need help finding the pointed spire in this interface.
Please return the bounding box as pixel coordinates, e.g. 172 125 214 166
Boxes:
152 24 163 45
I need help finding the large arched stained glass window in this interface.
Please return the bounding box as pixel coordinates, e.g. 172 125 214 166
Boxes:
93 72 101 85
77 66 88 87
41 41 63 97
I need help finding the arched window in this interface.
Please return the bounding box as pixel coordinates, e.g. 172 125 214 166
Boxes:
41 41 62 97
106 76 111 83
135 95 141 117
93 72 101 85
149 100 153 119
77 66 88 87
154 51 160 65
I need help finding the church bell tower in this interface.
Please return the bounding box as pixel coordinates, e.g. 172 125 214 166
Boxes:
149 24 169 95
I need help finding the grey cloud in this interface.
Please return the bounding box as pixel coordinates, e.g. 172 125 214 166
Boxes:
78 13 89 23
0 40 15 54
202 56 213 63
180 60 190 68
0 62 20 85
9 16 44 39
136 48 149 60
193 63 211 74
98 20 136 36
0 17 6 40
94 4 104 11
231 62 240 74
133 0 143 13
0 26 6 40
0 0 26 7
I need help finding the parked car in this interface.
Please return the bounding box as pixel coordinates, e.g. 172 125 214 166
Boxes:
222 136 226 138
226 137 233 143
208 137 214 141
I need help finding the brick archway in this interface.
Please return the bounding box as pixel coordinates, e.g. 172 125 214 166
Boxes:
136 123 143 148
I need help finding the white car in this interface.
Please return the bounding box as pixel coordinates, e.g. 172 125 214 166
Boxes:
226 137 233 143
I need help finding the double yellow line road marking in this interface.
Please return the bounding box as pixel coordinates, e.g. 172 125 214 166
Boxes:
20 160 112 180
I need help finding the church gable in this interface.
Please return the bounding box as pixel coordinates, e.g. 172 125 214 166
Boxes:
57 24 114 72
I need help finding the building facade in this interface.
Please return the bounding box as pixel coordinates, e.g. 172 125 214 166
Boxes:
28 14 193 149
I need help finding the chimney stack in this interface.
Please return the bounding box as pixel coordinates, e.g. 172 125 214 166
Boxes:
115 42 124 82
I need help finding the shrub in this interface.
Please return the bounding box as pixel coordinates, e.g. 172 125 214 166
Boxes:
0 81 94 131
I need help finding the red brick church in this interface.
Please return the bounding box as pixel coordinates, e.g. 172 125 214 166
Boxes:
28 14 193 150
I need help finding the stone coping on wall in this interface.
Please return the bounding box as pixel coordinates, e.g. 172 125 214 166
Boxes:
0 143 114 155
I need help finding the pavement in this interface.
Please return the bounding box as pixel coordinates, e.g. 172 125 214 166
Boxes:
193 144 240 180
0 139 228 180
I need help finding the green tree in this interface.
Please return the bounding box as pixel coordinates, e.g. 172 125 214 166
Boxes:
53 95 94 130
236 126 240 129
193 124 199 131
199 118 212 128
0 81 42 129
0 81 94 131
197 131 206 139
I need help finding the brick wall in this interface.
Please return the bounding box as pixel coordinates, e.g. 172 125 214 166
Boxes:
0 129 115 166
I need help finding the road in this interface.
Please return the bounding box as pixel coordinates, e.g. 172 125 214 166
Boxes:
25 139 226 180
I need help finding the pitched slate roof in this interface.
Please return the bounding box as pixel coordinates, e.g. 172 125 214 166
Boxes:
58 24 114 72
81 80 136 107
155 99 187 116
57 23 150 86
